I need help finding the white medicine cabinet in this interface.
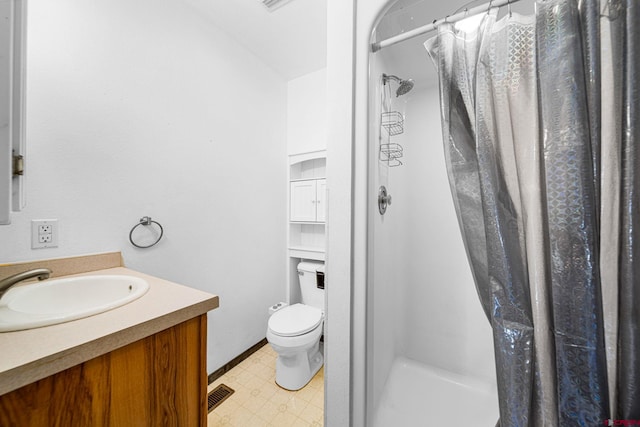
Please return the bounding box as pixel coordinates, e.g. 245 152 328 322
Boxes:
0 0 27 225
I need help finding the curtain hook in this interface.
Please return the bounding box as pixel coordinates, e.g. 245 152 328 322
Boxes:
507 0 513 17
487 0 494 15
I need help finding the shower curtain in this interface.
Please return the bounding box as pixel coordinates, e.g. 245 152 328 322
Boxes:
425 0 639 425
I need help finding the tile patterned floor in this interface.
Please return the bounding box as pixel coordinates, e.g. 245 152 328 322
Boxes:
207 344 324 427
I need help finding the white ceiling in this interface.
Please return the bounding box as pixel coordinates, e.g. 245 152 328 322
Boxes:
183 0 327 81
182 0 533 85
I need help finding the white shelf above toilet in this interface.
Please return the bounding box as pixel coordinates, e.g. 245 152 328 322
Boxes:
287 150 327 300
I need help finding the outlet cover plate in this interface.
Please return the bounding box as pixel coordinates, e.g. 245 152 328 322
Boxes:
32 219 58 249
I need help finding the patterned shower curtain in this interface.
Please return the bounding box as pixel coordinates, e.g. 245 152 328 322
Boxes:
425 0 639 425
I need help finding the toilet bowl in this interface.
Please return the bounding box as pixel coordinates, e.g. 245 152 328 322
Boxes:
267 303 324 390
267 261 325 390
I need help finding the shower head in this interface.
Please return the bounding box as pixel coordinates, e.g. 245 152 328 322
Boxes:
396 79 414 96
383 73 414 97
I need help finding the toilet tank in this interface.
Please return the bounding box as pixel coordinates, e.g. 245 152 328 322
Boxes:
297 261 325 311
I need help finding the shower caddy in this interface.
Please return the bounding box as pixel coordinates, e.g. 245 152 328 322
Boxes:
380 75 404 167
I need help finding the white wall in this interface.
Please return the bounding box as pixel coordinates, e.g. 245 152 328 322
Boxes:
326 0 390 424
326 0 357 425
287 68 327 155
0 0 288 373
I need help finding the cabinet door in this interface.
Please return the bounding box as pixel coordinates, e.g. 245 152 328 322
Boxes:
0 0 12 224
0 315 207 427
290 180 317 222
0 0 25 225
316 179 326 223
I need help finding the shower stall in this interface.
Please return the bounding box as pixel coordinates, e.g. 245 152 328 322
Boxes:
350 0 640 424
362 0 532 424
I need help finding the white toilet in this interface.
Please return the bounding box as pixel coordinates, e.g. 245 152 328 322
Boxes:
267 261 325 390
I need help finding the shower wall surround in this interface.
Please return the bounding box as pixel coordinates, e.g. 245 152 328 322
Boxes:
368 47 496 411
0 0 287 374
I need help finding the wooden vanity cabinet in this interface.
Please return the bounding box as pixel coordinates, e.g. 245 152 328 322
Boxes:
0 315 207 427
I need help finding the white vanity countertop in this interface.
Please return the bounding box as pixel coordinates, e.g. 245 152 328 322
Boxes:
0 267 219 395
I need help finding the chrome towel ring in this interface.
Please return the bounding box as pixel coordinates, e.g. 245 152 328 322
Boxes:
129 216 164 248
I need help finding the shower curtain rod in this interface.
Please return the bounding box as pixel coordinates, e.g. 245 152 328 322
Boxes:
371 0 524 52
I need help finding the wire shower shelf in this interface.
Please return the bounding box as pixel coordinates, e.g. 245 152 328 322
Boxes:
381 111 405 136
380 143 403 167
380 72 405 167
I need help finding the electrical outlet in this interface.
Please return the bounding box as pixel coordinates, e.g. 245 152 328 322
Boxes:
32 219 58 249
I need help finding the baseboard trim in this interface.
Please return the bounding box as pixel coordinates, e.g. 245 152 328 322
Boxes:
208 338 268 384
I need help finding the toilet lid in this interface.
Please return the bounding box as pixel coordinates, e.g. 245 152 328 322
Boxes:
268 304 323 337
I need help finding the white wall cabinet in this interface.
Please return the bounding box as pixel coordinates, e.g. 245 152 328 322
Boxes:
290 178 326 223
0 0 26 225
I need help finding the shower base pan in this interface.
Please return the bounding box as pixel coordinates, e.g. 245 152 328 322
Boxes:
373 357 499 426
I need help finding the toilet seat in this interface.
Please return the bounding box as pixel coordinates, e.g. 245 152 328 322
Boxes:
268 304 323 337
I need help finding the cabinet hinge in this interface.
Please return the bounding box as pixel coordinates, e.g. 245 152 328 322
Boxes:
12 152 24 176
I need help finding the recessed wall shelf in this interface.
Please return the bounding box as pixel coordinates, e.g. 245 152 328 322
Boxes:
287 150 327 302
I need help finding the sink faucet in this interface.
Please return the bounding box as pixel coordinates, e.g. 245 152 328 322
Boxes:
0 268 51 298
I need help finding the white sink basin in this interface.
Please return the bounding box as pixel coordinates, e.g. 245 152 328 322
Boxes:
0 275 149 332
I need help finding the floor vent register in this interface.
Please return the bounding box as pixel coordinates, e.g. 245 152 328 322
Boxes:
207 384 235 413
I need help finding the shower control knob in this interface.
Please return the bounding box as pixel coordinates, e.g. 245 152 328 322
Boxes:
378 186 392 215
